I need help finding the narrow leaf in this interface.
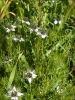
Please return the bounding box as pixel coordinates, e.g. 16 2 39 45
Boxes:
7 65 16 89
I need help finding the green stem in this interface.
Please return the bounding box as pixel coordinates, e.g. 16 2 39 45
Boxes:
65 3 75 22
30 83 32 100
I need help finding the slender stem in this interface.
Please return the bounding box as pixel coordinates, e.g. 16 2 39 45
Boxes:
30 83 32 100
65 3 75 22
30 83 31 93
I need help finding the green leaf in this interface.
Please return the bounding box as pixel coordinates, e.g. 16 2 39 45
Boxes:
7 65 16 89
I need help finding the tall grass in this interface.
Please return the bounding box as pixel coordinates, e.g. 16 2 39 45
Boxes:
0 0 75 100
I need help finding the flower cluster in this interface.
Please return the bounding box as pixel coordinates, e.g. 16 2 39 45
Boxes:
5 17 48 39
8 70 37 99
29 26 48 39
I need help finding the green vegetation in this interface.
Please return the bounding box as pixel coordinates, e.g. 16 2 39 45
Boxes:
0 0 75 100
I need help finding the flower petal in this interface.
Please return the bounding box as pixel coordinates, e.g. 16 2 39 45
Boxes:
54 19 58 24
11 97 18 100
6 28 10 33
11 25 16 29
41 34 48 39
27 78 32 83
22 20 25 23
11 29 15 32
12 86 17 91
17 92 23 96
32 74 37 78
26 21 30 25
36 31 41 35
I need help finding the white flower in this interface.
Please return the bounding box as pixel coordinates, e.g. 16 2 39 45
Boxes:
4 59 12 63
19 38 25 42
25 21 30 25
6 25 16 33
13 37 19 41
56 86 63 94
24 71 37 83
6 28 11 33
36 31 41 35
22 20 30 25
40 33 48 39
21 20 25 23
34 27 40 32
29 27 40 34
52 0 54 3
36 30 48 39
8 86 23 100
54 19 58 24
4 56 12 63
54 19 61 25
16 2 18 5
29 28 34 34
11 97 18 100
58 20 61 24
13 37 24 42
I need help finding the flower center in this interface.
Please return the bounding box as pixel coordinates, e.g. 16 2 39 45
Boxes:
41 31 45 34
26 72 32 78
8 25 13 29
11 91 17 97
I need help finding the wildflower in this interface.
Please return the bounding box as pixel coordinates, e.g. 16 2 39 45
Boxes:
25 21 30 25
19 38 25 42
40 32 48 39
22 20 30 25
21 20 25 24
13 37 19 41
23 70 37 83
36 30 48 39
6 25 16 33
34 27 48 39
34 27 40 32
13 35 24 42
52 0 54 3
4 56 12 63
29 28 34 34
22 17 30 25
4 59 12 63
8 86 23 100
56 86 63 94
13 37 24 42
58 20 61 24
54 19 61 25
29 27 40 34
29 25 39 34
16 2 18 5
36 31 41 36
54 19 58 24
